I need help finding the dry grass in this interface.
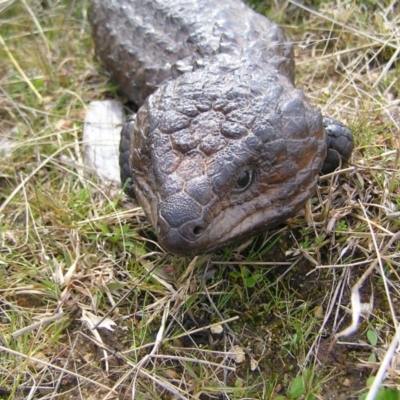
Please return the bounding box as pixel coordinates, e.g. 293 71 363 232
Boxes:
0 0 399 399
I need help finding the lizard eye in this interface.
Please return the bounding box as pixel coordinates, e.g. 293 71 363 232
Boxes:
233 168 253 193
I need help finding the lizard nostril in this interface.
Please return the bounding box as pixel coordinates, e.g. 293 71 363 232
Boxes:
192 225 204 237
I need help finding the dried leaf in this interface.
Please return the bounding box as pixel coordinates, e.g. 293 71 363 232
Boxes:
81 310 116 331
210 324 223 335
229 345 246 364
250 358 258 371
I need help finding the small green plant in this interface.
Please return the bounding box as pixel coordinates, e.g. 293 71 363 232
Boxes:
367 330 378 346
365 329 379 361
335 220 348 233
275 368 320 400
287 375 309 399
314 235 326 245
229 265 263 288
300 237 311 249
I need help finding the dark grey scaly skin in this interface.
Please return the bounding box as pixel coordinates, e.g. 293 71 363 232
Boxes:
321 117 354 174
89 0 354 256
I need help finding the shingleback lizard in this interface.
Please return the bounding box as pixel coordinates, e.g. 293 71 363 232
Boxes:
89 0 354 256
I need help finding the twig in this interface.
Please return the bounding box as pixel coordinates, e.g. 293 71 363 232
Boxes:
11 312 64 338
0 345 116 393
0 143 75 214
365 326 400 400
20 0 52 56
288 0 398 50
0 33 43 102
131 300 171 398
336 226 400 337
150 354 236 371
